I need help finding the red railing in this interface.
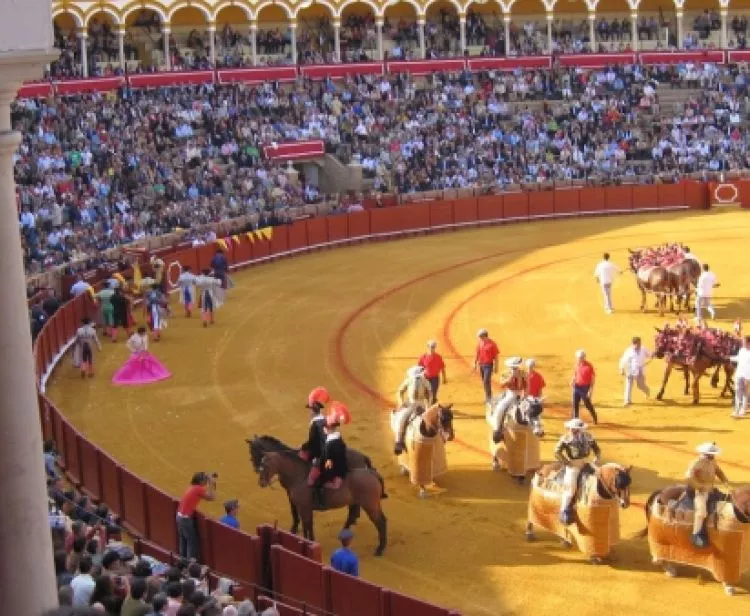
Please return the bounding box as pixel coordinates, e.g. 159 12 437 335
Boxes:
35 178 747 614
16 49 740 98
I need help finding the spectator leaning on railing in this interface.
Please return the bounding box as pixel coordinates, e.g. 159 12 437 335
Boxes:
177 472 217 561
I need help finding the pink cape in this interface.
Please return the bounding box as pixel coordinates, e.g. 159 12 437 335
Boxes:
112 351 171 385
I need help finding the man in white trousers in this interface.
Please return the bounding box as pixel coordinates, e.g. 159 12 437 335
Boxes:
593 252 619 314
695 263 719 320
730 335 750 418
619 336 652 406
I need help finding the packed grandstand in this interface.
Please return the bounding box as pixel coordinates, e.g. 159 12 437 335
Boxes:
11 0 750 615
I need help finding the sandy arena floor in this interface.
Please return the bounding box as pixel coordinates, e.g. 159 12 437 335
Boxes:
48 208 750 616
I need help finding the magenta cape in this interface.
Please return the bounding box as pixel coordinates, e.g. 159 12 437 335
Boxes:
112 352 171 385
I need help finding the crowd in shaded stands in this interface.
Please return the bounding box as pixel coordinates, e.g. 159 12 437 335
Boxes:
43 442 280 616
16 60 750 275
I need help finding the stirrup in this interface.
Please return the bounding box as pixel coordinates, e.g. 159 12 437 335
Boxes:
394 440 407 455
559 508 576 526
691 532 709 548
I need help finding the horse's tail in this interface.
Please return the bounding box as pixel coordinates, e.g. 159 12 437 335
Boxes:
361 455 388 499
632 489 660 538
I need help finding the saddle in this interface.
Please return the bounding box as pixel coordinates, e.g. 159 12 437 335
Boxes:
312 476 345 510
665 487 725 519
540 462 596 496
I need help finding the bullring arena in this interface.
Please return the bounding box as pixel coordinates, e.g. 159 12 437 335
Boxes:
45 202 750 616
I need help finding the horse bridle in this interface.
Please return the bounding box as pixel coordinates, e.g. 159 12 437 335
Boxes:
256 458 279 488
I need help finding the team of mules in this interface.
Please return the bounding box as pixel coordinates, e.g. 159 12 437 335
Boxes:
636 484 750 595
627 248 701 315
653 327 736 404
486 396 544 483
389 403 455 497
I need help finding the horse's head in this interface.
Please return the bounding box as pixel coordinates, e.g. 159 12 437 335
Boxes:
519 397 545 437
627 249 641 273
598 464 632 508
438 404 455 442
257 452 280 488
246 435 295 473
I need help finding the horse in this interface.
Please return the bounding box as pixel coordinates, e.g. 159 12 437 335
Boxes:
245 435 387 534
390 403 455 498
486 396 544 483
653 330 735 404
525 462 632 563
636 484 750 595
257 450 388 556
666 258 701 312
628 250 675 316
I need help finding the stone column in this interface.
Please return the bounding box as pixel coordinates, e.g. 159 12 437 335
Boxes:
118 27 126 69
250 22 258 66
376 19 384 61
418 18 426 59
503 14 511 56
334 19 341 61
546 12 553 54
587 12 595 51
290 22 297 64
208 24 216 66
459 14 466 55
630 12 638 51
720 8 728 49
79 30 88 77
162 26 171 69
676 11 684 49
0 48 60 616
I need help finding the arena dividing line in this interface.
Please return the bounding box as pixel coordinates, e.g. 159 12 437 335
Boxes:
332 222 750 474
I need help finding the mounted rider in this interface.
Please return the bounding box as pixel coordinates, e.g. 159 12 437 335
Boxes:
686 441 729 548
312 402 352 509
394 366 433 454
554 418 602 525
492 357 527 440
300 386 330 481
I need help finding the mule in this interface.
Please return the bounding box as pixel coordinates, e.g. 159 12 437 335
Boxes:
257 450 388 556
390 403 455 498
526 462 632 563
487 396 544 482
628 250 675 316
636 485 750 595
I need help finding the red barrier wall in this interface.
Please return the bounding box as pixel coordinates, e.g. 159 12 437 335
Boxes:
429 200 454 227
144 484 178 553
271 546 327 610
453 198 478 224
327 569 385 616
552 189 579 215
120 467 148 536
530 190 555 216
504 192 529 219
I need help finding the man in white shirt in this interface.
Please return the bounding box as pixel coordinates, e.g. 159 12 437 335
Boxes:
71 554 96 606
730 336 750 418
682 245 700 266
695 263 719 320
619 336 652 406
70 275 92 298
593 252 619 314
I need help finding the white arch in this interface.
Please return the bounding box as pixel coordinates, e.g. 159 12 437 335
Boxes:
424 0 463 15
166 1 212 23
293 0 337 19
212 0 253 22
382 0 425 18
52 7 84 29
121 3 168 24
337 0 382 18
461 0 505 12
84 7 123 28
252 0 294 20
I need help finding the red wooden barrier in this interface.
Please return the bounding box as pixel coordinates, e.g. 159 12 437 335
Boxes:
135 538 174 565
98 451 123 515
287 221 308 252
347 211 370 239
429 200 454 227
740 180 750 209
605 185 633 211
657 182 686 208
370 207 402 235
197 244 216 272
78 438 102 501
476 194 504 222
120 467 148 536
529 190 554 216
578 187 605 214
61 421 82 485
503 192 529 219
552 188 579 215
270 546 327 611
209 520 263 585
326 568 385 616
632 184 659 210
306 216 329 245
270 225 290 255
452 197 478 224
252 236 271 260
51 407 66 471
385 589 455 616
684 180 708 209
144 484 178 553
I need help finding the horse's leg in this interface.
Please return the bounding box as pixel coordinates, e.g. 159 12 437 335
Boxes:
525 520 535 541
363 504 387 556
639 284 646 312
301 507 314 542
289 500 300 535
682 366 690 396
343 504 361 530
710 364 720 389
656 362 672 400
692 369 701 405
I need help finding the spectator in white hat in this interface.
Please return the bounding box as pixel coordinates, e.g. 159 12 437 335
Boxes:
418 340 446 403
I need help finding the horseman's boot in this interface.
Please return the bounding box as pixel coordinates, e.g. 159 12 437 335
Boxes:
313 485 325 510
691 521 709 548
394 413 414 454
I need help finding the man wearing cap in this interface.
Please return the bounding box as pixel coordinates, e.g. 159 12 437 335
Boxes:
619 336 652 406
571 350 598 424
686 442 729 547
491 357 527 439
554 418 602 524
418 341 447 404
312 402 351 509
330 529 359 577
219 499 240 529
394 366 432 453
473 329 500 405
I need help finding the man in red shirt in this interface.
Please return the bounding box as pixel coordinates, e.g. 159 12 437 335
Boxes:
526 358 546 398
571 350 598 424
418 340 447 403
473 329 499 405
177 472 217 560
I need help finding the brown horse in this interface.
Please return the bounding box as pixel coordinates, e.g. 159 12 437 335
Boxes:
667 258 701 311
653 332 734 404
636 485 750 594
257 450 388 556
628 250 675 315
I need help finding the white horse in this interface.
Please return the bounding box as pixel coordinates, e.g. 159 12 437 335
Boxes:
487 395 544 482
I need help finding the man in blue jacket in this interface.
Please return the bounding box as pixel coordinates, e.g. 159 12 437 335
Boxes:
330 529 358 577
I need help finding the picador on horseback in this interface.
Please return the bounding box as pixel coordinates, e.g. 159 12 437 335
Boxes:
311 401 352 509
301 386 330 488
492 357 528 440
394 366 432 454
686 441 730 548
555 418 602 525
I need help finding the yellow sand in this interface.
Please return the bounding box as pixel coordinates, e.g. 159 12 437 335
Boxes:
48 208 750 616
